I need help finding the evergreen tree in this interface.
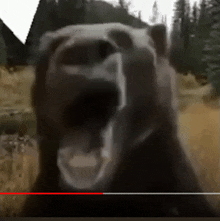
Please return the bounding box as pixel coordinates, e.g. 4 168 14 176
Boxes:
170 0 212 76
118 0 131 12
150 1 160 24
174 0 187 36
183 2 191 50
203 0 220 94
192 1 198 28
169 0 191 74
197 0 211 40
138 11 142 21
135 11 143 28
169 17 186 73
116 0 132 24
161 15 167 26
189 0 212 75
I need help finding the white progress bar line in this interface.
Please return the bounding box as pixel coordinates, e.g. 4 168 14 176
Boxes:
103 193 220 195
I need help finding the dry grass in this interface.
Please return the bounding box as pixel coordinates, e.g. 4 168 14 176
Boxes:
0 151 39 217
178 73 220 214
0 66 38 216
177 73 219 111
177 73 202 90
0 67 219 216
179 104 220 213
0 65 34 111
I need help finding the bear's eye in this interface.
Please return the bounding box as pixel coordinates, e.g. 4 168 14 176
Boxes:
59 40 118 66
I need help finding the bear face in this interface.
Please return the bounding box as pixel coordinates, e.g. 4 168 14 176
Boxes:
33 23 161 192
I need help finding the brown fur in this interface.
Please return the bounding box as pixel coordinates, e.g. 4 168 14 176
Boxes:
21 23 217 217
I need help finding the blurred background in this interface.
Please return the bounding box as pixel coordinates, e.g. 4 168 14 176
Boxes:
0 0 219 217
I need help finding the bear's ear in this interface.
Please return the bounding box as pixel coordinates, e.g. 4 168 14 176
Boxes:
34 30 69 78
148 24 167 57
38 31 56 54
37 31 69 61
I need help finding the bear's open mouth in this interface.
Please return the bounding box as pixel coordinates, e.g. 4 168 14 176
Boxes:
57 123 114 191
58 81 120 191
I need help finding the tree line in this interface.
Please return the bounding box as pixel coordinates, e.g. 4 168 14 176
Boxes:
169 0 220 94
0 0 147 66
0 0 220 94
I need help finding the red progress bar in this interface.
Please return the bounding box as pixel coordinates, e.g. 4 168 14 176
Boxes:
0 192 103 195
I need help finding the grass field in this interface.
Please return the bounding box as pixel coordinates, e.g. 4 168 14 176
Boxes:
0 66 219 216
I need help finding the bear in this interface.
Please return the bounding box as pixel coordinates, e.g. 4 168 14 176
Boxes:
20 23 217 217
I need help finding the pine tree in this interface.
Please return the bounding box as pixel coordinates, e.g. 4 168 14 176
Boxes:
171 0 191 52
203 0 220 94
169 16 185 73
150 1 160 24
189 1 198 38
174 0 187 36
118 0 131 12
183 2 191 50
161 15 167 26
115 0 133 25
197 0 211 39
137 11 142 28
192 2 198 26
169 0 212 75
191 0 212 75
169 0 192 74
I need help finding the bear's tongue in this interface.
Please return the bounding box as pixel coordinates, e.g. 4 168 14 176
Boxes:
57 126 113 190
58 147 111 190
